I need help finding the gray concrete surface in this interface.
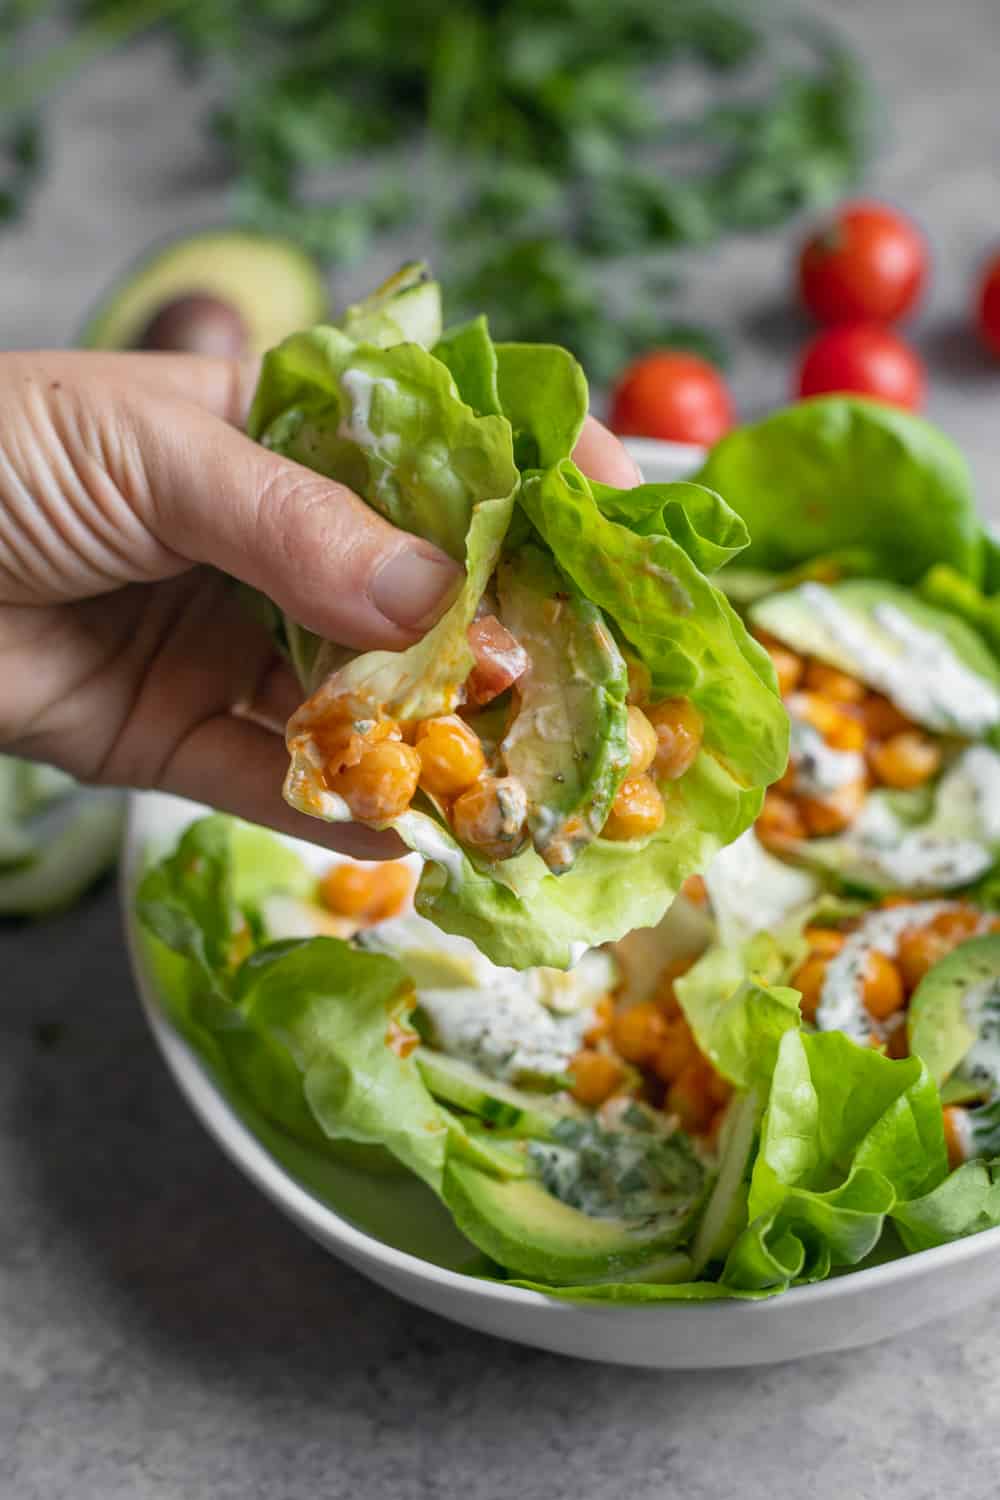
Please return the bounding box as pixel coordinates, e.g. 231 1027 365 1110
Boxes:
4 3 1000 1496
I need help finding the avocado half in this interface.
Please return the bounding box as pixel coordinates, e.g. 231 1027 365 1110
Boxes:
80 229 329 355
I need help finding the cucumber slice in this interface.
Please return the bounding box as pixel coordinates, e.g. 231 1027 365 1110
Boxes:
690 1091 758 1274
417 1049 569 1137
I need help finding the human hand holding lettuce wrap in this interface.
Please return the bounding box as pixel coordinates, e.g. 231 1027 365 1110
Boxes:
249 265 787 968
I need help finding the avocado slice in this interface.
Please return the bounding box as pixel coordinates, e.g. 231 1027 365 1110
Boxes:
340 261 442 349
498 545 629 873
80 230 329 356
908 934 1000 1091
443 1158 703 1285
417 1049 571 1137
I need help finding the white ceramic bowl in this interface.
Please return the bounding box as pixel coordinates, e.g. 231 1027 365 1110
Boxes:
122 437 1000 1366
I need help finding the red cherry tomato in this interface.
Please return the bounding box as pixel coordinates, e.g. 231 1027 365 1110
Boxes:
608 352 734 446
975 253 1000 357
465 615 528 706
798 201 927 325
795 324 925 410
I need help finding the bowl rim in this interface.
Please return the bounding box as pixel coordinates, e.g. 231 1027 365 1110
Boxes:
123 791 1000 1320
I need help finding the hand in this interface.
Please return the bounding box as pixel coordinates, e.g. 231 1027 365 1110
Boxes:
0 351 641 856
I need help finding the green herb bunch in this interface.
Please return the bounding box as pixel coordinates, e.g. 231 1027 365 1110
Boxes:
3 0 871 379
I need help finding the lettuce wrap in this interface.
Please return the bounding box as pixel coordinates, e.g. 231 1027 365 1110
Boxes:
246 264 787 969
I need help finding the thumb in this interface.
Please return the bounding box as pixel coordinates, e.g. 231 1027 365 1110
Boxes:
125 372 463 652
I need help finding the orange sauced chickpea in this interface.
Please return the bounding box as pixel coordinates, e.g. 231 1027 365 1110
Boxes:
602 775 665 841
897 922 950 992
858 693 914 741
326 737 421 821
788 691 867 752
652 1015 699 1085
313 713 402 780
803 660 866 703
583 994 615 1046
666 1060 717 1136
569 1049 624 1107
450 775 527 862
611 1001 667 1066
861 950 905 1021
757 790 807 851
790 953 830 1024
680 873 708 907
756 631 804 697
798 777 867 836
869 730 942 790
414 715 486 801
625 705 659 776
942 1107 968 1170
647 699 704 781
318 860 412 923
803 926 847 959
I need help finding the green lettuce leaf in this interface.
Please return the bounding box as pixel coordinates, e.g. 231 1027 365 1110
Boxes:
494 342 588 468
893 1158 1000 1253
721 1031 947 1291
249 326 517 567
676 970 803 1094
920 562 1000 661
695 395 982 585
591 479 749 575
433 317 502 415
519 459 788 793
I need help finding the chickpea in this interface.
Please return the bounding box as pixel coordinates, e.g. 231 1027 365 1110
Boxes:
583 994 615 1046
799 778 866 836
756 790 807 850
625 655 652 706
928 907 983 943
646 698 704 781
601 775 665 841
653 954 697 1017
314 712 402 779
804 926 846 959
652 1015 698 1084
626 705 659 776
803 659 867 703
756 631 804 697
791 953 829 1024
666 1061 716 1136
859 693 913 741
681 873 708 907
897 923 952 993
942 1106 968 1171
415 715 487 800
869 731 942 790
789 692 866 751
611 1001 667 1066
569 1049 624 1107
862 950 905 1021
451 776 527 862
318 860 412 922
328 739 420 822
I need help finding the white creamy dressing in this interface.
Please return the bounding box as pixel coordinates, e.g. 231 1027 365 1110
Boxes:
816 900 955 1040
395 811 468 887
959 977 1000 1090
337 369 403 507
704 828 820 943
787 713 865 798
825 747 1000 890
799 583 1000 736
363 910 616 1082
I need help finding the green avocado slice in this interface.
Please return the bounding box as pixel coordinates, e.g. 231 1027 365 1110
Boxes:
443 1159 701 1285
908 934 1000 1091
498 546 629 873
80 229 329 355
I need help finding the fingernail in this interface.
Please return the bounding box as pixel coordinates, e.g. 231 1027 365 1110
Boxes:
371 546 464 631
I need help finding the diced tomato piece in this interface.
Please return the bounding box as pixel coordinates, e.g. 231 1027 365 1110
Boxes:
465 615 528 705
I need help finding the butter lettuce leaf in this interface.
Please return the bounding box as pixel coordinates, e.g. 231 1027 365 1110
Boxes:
519 459 788 792
695 395 982 585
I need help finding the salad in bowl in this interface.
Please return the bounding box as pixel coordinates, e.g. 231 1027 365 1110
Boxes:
134 348 1000 1309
